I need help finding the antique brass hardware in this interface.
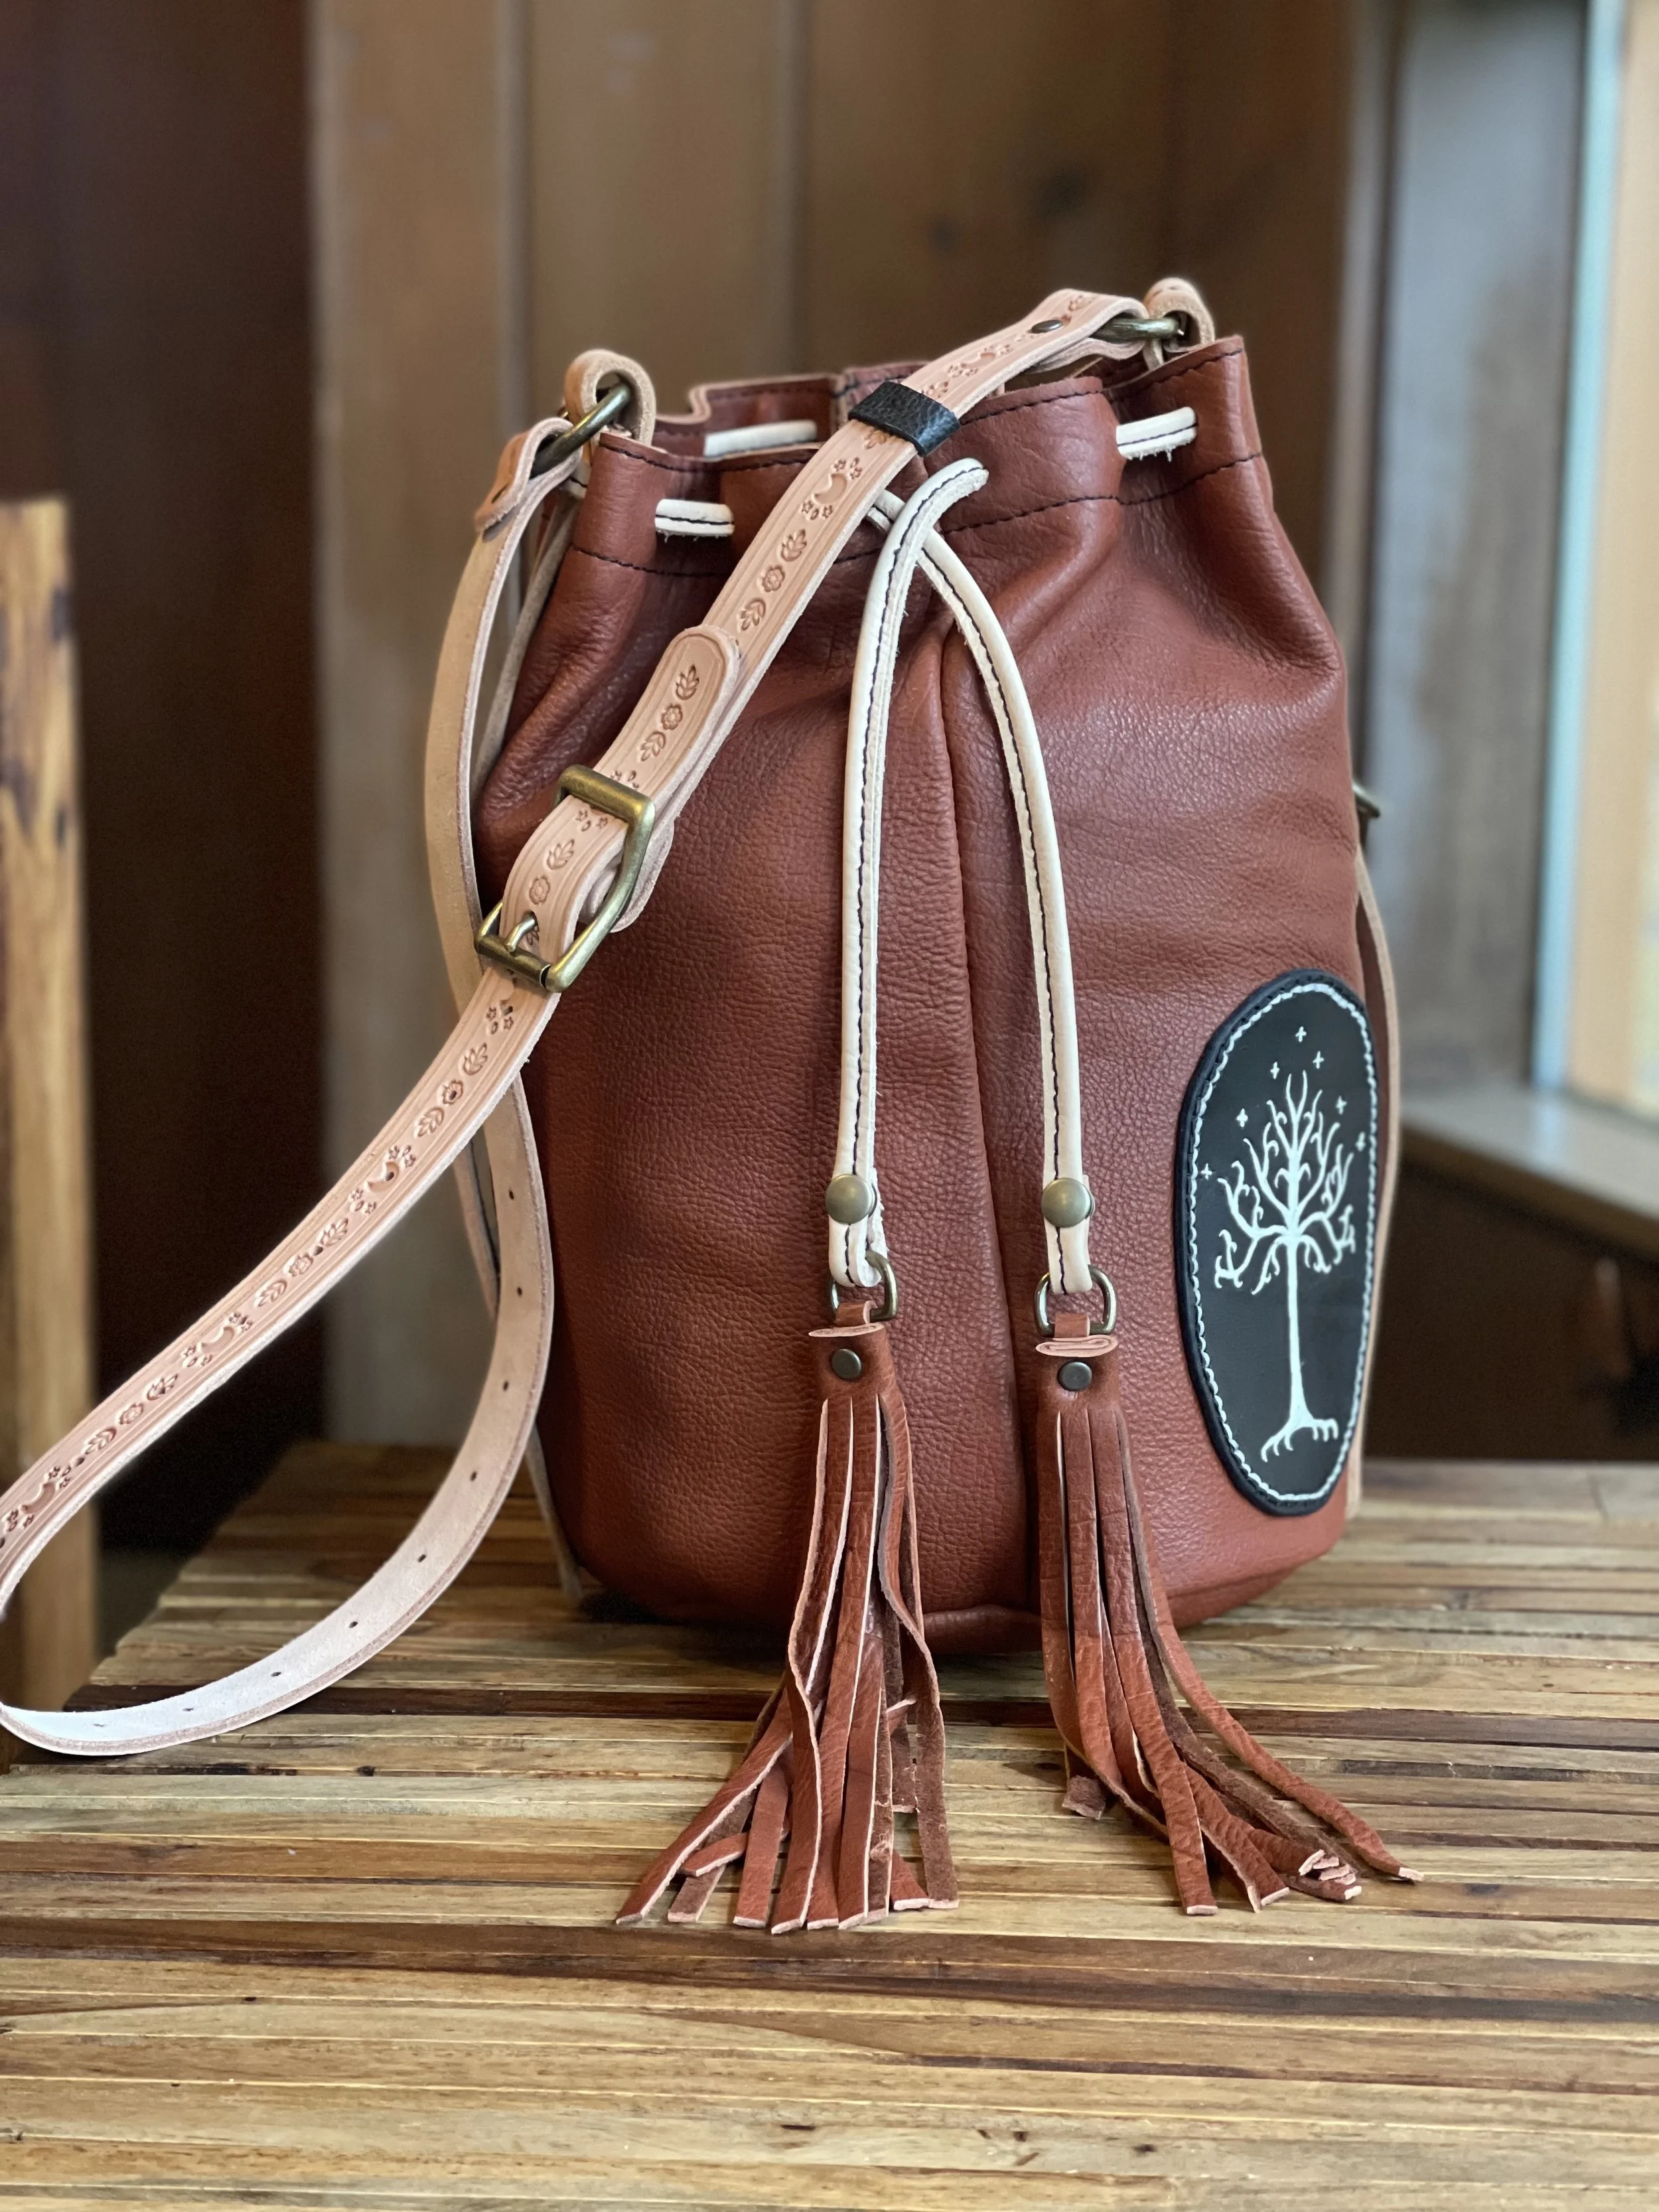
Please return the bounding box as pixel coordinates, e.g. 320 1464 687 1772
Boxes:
476 765 656 994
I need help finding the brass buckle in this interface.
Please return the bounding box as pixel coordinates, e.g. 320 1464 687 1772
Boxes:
476 765 657 994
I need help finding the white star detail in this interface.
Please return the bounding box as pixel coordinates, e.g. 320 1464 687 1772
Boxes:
1357 1134 1366 1151
1270 1061 1279 1078
1313 1051 1324 1069
1200 1163 1213 1181
1295 1026 1306 1043
1335 1095 1346 1114
1236 1108 1248 1127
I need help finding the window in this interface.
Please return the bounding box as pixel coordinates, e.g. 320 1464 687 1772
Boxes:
1536 0 1659 1112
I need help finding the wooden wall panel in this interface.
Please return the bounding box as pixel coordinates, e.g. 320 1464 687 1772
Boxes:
1161 1 1358 588
527 0 803 413
317 0 1359 1439
1321 0 1401 700
312 0 520 1443
0 1 321 1552
0 501 96 1708
798 1 1172 377
0 3 58 493
1362 0 1582 1090
3 7 1577 1488
797 0 1352 575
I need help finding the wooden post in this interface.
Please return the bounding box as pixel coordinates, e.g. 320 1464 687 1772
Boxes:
0 500 98 1714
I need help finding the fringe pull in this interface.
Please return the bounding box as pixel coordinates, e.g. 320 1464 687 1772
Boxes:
1035 1319 1417 1914
618 1303 956 1932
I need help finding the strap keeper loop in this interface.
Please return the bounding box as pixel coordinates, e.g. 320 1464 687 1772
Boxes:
849 380 960 455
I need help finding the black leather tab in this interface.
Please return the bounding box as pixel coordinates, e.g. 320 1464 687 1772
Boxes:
849 380 959 455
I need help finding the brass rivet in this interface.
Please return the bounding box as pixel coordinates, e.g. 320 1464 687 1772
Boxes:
1031 317 1065 332
830 1347 863 1382
1058 1360 1093 1393
826 1173 875 1225
1041 1177 1094 1229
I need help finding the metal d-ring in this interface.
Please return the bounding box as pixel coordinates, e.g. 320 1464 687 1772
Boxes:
1094 310 1192 349
530 378 636 478
1035 1264 1118 1337
826 1250 899 1325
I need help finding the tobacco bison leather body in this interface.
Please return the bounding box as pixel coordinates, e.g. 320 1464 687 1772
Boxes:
476 338 1376 1651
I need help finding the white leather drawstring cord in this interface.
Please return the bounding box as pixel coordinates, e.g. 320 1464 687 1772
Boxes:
890 497 1104 1313
661 407 1197 542
828 469 1106 1317
826 461 987 1300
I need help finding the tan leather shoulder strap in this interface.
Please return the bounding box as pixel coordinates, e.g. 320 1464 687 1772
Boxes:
0 447 577 1752
426 417 588 1597
0 289 1143 1753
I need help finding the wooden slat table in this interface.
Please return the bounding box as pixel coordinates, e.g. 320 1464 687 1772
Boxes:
1 1447 1656 2207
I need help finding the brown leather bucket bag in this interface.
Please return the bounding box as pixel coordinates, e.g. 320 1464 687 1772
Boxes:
1 285 1413 1929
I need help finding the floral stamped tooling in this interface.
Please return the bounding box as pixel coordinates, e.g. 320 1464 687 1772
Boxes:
0 1013 511 1555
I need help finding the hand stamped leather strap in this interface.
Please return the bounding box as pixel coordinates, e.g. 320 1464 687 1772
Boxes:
0 287 1144 1754
0 429 583 1755
427 417 587 1597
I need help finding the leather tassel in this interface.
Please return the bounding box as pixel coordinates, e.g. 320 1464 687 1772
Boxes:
1035 1317 1417 1913
618 1301 957 1931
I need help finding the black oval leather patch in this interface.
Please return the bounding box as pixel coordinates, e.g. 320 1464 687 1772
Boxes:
1174 972 1379 1516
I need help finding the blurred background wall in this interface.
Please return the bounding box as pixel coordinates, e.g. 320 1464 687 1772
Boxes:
2 0 1656 1549
309 0 1364 1459
0 1 320 1548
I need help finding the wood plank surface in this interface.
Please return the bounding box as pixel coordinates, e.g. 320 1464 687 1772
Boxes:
1 1446 1655 2205
0 498 96 1710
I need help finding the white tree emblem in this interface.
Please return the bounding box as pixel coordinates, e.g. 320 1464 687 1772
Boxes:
1213 1067 1356 1461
